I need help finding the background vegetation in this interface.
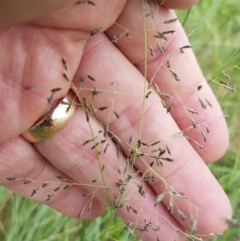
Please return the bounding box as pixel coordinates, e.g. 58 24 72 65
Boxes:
0 0 240 240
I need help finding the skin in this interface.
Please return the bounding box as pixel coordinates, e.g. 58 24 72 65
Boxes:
0 0 232 240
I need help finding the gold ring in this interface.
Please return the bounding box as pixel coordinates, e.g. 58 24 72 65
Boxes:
22 91 77 143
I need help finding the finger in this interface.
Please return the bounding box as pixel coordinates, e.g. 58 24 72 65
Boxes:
35 107 187 241
0 1 125 145
105 0 228 163
35 1 126 31
161 0 199 9
67 33 231 236
0 0 126 30
0 25 84 145
0 137 105 219
0 0 76 29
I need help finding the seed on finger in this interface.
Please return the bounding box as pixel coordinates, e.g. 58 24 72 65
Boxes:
54 187 61 192
190 117 197 129
165 145 171 155
79 75 85 87
145 90 152 98
150 46 154 56
31 188 39 197
169 69 180 81
154 30 175 41
87 75 96 82
91 142 99 150
149 140 161 146
103 143 110 154
186 108 198 114
23 180 32 185
166 102 174 113
56 175 66 181
160 157 174 162
161 99 167 108
48 87 62 104
129 135 133 146
167 200 174 214
6 177 18 181
113 111 120 119
82 136 97 146
131 207 138 214
201 131 207 142
163 18 178 24
205 98 213 107
98 106 108 111
62 73 70 82
180 45 192 53
154 31 168 41
85 110 89 122
111 35 121 43
63 185 70 190
92 88 103 98
157 43 165 53
75 0 96 6
193 140 204 149
103 126 108 138
189 219 197 235
51 88 62 93
90 27 102 36
178 210 186 221
198 97 207 109
161 92 172 99
206 126 210 133
45 194 54 202
88 201 93 213
23 85 37 90
167 60 171 69
136 139 141 149
61 57 67 70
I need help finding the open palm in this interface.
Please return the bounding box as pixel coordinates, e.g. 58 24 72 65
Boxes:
0 0 231 240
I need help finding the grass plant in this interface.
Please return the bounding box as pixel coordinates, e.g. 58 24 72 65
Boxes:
0 0 240 240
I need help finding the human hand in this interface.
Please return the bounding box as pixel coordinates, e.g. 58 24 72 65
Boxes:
0 0 232 240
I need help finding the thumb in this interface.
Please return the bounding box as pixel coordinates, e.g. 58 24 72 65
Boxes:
0 0 76 29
